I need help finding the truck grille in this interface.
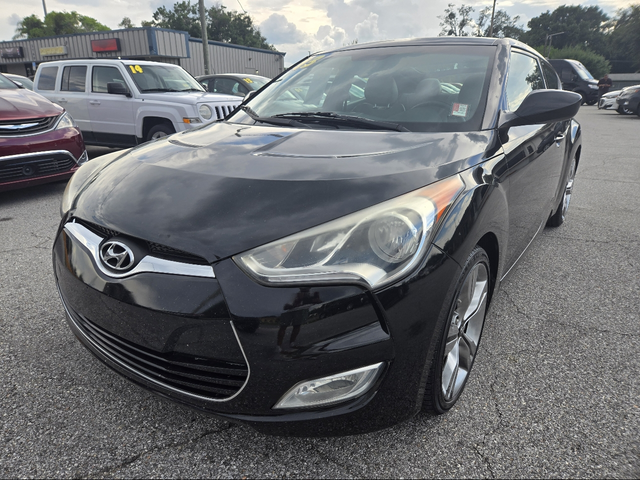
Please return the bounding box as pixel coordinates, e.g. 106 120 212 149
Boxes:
213 104 238 120
0 115 58 136
0 154 75 182
69 308 249 400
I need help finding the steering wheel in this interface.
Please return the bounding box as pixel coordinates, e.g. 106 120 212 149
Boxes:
410 100 451 122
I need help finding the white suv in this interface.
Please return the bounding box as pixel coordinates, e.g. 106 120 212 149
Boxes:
33 59 241 147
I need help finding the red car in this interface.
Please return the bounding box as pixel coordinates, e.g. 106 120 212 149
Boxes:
0 73 87 192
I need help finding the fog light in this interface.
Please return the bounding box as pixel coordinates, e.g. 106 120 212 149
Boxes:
76 150 88 166
273 362 384 409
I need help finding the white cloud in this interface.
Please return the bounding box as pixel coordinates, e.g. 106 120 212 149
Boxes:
354 12 379 43
260 13 307 44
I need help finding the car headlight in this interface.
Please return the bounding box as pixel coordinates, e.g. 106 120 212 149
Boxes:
234 176 465 289
199 104 213 120
54 112 77 130
588 84 598 89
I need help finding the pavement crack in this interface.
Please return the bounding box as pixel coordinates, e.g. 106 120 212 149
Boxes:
502 290 532 321
472 443 496 478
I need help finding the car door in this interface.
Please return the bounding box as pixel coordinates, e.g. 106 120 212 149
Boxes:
502 50 568 271
87 65 136 147
57 65 90 135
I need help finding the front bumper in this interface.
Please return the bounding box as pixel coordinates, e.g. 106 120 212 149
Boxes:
0 127 86 191
53 218 460 436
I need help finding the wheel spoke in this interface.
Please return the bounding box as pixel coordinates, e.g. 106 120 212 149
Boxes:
442 340 460 399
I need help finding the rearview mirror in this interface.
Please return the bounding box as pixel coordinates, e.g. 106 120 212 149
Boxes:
107 82 131 97
499 89 582 132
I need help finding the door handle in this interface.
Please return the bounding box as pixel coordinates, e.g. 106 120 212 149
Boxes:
89 100 101 105
554 133 565 146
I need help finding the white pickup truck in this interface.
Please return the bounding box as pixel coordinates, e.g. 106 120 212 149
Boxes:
33 59 241 147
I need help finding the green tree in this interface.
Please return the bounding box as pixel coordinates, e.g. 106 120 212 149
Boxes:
475 7 525 39
438 3 475 36
608 5 640 73
13 11 110 39
118 17 135 29
149 1 274 50
522 5 609 57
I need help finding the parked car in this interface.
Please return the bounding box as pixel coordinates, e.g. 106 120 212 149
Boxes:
4 73 34 90
196 73 269 97
598 89 622 110
33 59 241 148
616 85 640 116
548 58 599 105
0 73 86 192
54 37 582 436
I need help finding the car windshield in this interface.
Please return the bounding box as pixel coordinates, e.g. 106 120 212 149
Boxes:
0 74 19 89
230 45 495 132
126 64 205 92
572 62 595 81
243 76 268 90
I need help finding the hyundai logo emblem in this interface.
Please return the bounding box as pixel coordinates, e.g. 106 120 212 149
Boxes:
100 241 135 271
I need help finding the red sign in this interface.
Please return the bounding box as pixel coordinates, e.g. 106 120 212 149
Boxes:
91 39 121 53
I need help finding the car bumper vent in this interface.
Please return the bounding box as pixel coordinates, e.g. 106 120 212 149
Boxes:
213 104 237 120
0 154 75 181
69 307 249 400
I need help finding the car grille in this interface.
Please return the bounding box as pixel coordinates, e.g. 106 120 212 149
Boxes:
0 154 75 182
0 115 58 136
70 309 249 400
213 104 237 120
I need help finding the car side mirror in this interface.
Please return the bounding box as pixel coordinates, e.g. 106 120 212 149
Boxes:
107 82 131 97
498 89 582 137
13 80 25 89
243 90 256 102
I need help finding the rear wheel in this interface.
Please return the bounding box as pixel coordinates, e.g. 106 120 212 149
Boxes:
547 157 577 227
617 105 633 115
423 247 490 414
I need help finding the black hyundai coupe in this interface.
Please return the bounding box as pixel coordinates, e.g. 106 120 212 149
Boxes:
53 37 582 436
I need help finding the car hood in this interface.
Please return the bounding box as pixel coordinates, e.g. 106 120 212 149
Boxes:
0 88 62 120
139 91 241 105
72 122 497 262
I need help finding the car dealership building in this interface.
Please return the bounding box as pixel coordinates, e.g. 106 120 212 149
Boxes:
0 27 286 79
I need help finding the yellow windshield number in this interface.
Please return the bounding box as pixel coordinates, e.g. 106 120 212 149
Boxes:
129 65 143 74
243 78 254 83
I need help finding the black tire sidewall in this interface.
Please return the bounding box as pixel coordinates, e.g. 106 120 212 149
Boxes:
147 123 175 142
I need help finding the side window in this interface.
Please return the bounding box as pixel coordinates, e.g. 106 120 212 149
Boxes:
541 62 560 90
199 79 211 91
37 66 58 91
506 52 545 111
61 66 87 92
92 66 126 93
213 78 238 95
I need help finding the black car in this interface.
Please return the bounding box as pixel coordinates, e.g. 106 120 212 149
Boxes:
53 37 582 436
196 73 269 97
548 59 599 105
616 85 640 116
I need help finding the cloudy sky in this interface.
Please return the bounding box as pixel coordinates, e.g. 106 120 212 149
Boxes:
0 0 634 65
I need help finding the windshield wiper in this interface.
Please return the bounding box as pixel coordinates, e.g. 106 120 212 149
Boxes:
179 88 205 92
240 105 309 128
140 88 181 92
273 112 410 132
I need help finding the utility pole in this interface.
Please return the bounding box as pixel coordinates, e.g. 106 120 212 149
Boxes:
42 0 47 17
488 0 497 37
545 32 565 57
199 0 210 75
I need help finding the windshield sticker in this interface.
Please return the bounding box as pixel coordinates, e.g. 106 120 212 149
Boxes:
128 65 143 74
451 103 468 117
294 55 326 70
242 78 254 83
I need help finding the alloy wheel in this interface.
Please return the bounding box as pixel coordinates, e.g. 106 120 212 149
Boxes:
441 261 489 402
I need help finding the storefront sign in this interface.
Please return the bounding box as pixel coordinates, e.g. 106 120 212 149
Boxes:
1 47 24 59
40 46 68 56
91 38 121 53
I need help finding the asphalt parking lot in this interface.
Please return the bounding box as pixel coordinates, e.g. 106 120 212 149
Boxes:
1 107 638 478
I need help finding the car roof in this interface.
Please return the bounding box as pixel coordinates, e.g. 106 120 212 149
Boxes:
37 59 181 67
325 36 539 57
196 73 268 80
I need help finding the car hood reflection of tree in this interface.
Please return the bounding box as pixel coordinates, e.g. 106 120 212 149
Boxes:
72 122 497 263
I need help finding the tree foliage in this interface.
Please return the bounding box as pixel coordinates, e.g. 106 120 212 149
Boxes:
608 5 640 73
150 1 274 50
14 11 110 39
438 3 523 39
521 5 609 57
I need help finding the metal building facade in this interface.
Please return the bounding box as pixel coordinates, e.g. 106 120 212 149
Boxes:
0 27 284 78
184 39 285 78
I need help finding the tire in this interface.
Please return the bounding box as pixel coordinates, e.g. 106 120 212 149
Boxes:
423 246 491 414
146 123 175 142
617 105 633 115
547 157 577 227
586 99 597 106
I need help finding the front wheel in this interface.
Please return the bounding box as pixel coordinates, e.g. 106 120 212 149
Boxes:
146 123 175 142
617 105 633 115
423 247 491 414
547 157 577 227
